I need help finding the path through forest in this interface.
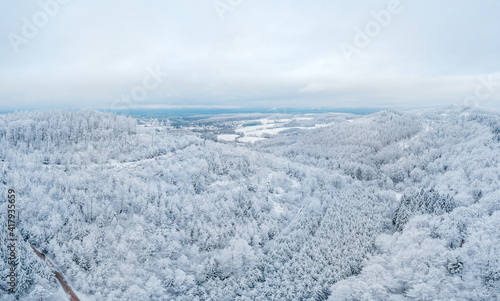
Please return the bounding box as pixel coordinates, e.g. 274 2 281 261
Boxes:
31 246 80 301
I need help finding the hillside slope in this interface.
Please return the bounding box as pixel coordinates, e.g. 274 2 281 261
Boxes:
1 107 500 300
258 106 500 300
0 110 389 300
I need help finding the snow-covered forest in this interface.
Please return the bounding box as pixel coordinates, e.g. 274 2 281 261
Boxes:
1 107 500 300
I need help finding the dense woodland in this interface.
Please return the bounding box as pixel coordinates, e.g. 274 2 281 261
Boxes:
1 107 500 300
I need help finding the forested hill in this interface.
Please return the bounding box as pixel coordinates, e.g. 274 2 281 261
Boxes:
1 107 500 300
259 107 500 300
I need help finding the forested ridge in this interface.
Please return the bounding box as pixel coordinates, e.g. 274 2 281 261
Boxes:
1 107 500 300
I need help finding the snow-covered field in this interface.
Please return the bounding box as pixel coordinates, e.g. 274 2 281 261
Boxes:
215 116 347 143
216 134 240 142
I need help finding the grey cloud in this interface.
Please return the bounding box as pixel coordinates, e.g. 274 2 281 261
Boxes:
1 0 499 110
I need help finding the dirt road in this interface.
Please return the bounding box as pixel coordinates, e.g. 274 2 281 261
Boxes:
31 246 80 301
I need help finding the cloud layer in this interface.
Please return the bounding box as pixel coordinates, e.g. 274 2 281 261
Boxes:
1 0 500 110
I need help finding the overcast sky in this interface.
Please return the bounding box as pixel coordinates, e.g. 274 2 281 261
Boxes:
1 0 500 111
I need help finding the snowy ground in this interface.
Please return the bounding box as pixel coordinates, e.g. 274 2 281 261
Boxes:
216 115 349 143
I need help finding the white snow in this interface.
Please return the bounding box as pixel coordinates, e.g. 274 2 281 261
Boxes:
237 136 267 143
217 134 240 142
